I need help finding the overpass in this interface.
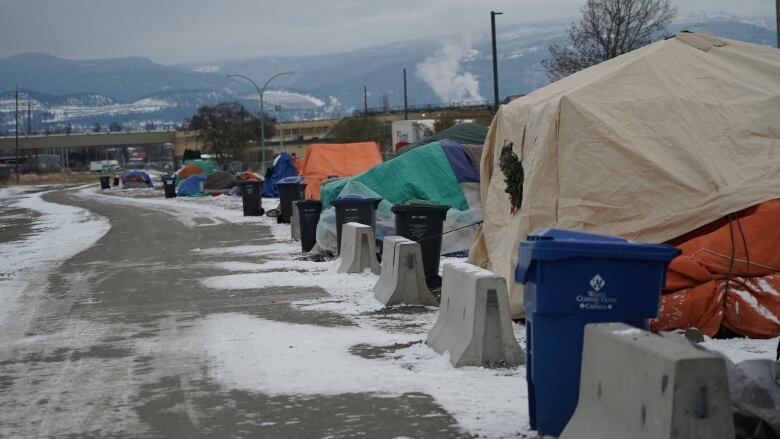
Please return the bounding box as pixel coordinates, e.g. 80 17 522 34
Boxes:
0 103 495 157
0 131 176 151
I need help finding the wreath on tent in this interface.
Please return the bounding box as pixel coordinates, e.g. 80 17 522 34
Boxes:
499 141 523 215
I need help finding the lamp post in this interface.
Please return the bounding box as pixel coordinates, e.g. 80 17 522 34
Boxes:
227 71 293 169
491 11 503 112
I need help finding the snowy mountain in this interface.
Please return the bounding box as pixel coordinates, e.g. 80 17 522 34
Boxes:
0 16 775 133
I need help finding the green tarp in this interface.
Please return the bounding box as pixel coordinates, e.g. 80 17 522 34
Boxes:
398 122 488 155
320 142 469 211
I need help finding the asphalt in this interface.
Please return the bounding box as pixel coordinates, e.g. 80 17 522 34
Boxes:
0 188 468 438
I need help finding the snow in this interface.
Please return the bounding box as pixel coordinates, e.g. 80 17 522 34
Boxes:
0 187 110 342
613 328 643 336
702 337 780 363
729 287 780 325
8 184 777 438
201 313 528 438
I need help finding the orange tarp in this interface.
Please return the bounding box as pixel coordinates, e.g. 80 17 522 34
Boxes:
179 164 206 180
300 142 383 199
652 200 780 338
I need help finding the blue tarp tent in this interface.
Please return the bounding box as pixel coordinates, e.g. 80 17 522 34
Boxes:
122 170 153 188
262 152 298 197
177 174 207 197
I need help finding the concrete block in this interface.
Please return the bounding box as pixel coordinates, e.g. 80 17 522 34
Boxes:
426 263 524 368
337 222 380 274
373 236 437 306
560 323 734 439
290 200 300 241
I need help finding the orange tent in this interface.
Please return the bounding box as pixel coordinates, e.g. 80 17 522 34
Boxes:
652 200 780 338
179 164 206 180
300 142 383 199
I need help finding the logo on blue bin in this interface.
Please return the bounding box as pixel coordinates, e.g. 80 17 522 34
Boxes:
589 274 605 292
577 274 616 310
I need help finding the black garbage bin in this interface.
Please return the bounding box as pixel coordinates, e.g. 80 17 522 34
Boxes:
239 180 264 216
161 175 177 198
297 199 323 253
391 201 450 288
99 175 110 190
332 195 382 255
277 176 307 224
113 176 120 186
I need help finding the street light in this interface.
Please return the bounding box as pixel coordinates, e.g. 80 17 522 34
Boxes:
491 11 503 112
227 71 294 168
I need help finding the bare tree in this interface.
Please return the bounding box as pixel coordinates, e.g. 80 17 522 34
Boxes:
188 102 275 165
330 117 387 145
542 0 676 80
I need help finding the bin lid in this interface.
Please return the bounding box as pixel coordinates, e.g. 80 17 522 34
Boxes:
332 195 383 207
391 201 450 214
278 176 305 185
515 228 680 284
297 199 323 207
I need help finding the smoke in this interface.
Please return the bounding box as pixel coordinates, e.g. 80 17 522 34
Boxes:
415 41 483 104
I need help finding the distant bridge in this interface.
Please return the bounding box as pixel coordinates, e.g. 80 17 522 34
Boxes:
0 103 495 155
0 131 176 151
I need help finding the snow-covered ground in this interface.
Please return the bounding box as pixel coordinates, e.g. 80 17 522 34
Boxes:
2 184 778 438
0 185 110 344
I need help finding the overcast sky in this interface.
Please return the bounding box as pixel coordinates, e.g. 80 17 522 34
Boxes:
1 0 775 64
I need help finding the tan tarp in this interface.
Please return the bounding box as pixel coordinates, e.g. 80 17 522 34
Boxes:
469 34 780 318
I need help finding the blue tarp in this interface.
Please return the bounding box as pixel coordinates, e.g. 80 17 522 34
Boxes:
177 174 207 197
121 170 153 187
440 139 479 183
262 152 298 197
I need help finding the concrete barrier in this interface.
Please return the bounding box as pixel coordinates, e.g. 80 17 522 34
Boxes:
560 323 733 439
373 236 437 306
337 222 380 274
426 263 524 368
290 200 300 241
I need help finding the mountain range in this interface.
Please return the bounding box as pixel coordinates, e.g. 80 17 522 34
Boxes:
0 14 776 133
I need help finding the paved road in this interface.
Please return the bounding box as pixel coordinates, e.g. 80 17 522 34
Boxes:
0 189 467 438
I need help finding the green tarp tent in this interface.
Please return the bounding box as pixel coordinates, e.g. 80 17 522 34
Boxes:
320 141 470 211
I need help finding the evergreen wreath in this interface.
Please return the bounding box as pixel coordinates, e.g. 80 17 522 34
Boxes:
499 141 524 215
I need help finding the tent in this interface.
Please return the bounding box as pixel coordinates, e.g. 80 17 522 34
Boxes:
398 122 488 155
178 164 207 181
300 142 383 200
177 174 207 197
470 33 780 321
121 170 153 188
321 140 479 210
263 152 299 197
204 170 237 191
316 140 483 255
183 159 218 174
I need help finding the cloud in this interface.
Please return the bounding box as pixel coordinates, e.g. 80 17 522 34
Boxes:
415 41 484 104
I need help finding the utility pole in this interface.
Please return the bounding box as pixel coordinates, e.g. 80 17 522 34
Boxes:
15 87 20 182
27 101 32 134
403 68 408 120
363 85 368 116
776 0 779 48
491 11 503 112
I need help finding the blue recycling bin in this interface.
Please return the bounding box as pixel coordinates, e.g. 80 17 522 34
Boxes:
515 228 679 437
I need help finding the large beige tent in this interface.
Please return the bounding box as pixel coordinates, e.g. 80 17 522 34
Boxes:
469 33 780 318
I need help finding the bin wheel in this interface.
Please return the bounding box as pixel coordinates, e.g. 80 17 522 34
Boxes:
258 208 265 216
